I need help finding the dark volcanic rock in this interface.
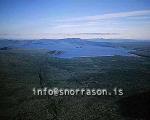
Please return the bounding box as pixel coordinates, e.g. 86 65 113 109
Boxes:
48 50 64 55
0 47 11 50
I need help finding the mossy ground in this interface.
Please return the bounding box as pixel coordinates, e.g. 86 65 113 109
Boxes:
0 49 150 120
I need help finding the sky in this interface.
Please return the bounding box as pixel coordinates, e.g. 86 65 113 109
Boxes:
0 0 150 40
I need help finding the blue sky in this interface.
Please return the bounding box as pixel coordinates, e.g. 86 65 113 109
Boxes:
0 0 150 39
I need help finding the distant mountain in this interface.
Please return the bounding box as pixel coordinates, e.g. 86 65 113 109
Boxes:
0 38 113 50
1 38 148 58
